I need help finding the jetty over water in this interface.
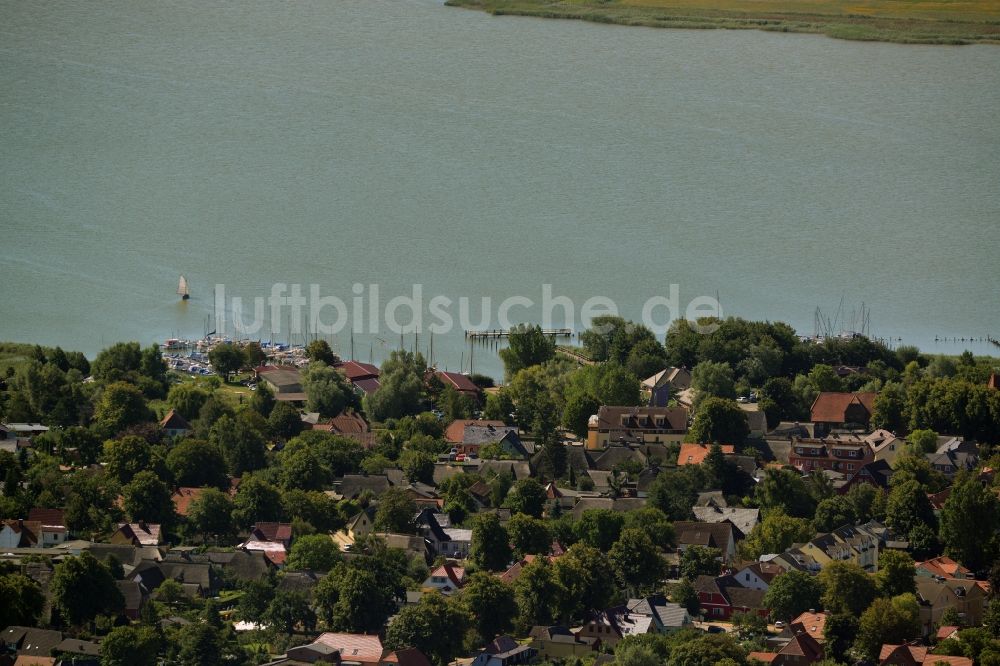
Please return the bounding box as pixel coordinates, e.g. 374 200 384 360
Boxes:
465 328 573 340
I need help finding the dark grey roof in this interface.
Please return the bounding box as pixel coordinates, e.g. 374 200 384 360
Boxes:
0 626 64 656
338 474 392 498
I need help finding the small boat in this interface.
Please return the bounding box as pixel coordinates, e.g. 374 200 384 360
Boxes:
178 275 190 300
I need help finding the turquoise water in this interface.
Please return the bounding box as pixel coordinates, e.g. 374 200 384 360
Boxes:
2 0 998 377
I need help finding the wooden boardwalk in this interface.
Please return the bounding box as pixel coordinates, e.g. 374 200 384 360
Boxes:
465 328 573 340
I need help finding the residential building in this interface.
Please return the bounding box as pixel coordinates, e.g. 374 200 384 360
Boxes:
732 561 785 591
470 636 536 666
692 575 768 620
422 563 465 595
879 644 972 665
788 437 874 474
255 365 306 402
529 626 601 659
691 505 760 538
159 409 192 438
810 391 877 434
914 577 987 633
111 522 162 547
586 406 688 450
677 443 735 466
25 509 67 547
674 521 739 562
799 524 880 572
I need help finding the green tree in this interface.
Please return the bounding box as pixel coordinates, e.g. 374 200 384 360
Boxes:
853 594 921 661
907 428 938 454
187 487 236 542
0 573 45 628
231 474 284 528
207 342 246 377
265 590 316 634
176 624 224 666
499 324 555 379
680 545 721 581
666 632 748 666
364 351 427 421
123 470 175 525
877 550 916 597
823 613 859 663
101 625 161 666
50 551 124 627
813 496 857 533
459 572 517 641
306 339 337 365
506 513 551 557
167 383 212 421
611 528 666 594
818 560 877 616
885 479 937 537
763 569 824 622
670 577 701 616
237 578 275 622
399 449 436 485
470 512 512 571
315 565 396 633
384 593 471 666
166 438 229 489
755 468 816 519
250 380 276 418
373 487 416 533
691 360 737 404
210 413 267 476
575 508 625 551
102 434 157 485
268 400 303 439
504 478 545 518
286 534 342 571
302 361 358 417
513 557 563 631
939 472 1000 571
689 397 749 445
553 543 615 620
740 511 814 560
94 382 152 436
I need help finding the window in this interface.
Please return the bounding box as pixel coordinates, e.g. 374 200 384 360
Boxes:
847 464 855 471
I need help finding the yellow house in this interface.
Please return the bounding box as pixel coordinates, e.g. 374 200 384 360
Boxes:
330 511 373 552
799 525 880 572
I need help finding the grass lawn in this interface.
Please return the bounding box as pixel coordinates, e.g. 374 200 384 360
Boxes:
446 0 1000 43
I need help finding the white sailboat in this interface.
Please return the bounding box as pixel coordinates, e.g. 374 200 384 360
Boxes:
177 275 190 300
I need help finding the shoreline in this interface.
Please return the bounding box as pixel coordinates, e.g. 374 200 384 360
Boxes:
445 0 1000 45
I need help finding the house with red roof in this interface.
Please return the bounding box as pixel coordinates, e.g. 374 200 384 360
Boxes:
916 556 972 581
26 508 67 546
810 392 877 435
159 409 192 438
335 360 381 396
677 442 735 466
434 370 481 400
422 564 466 595
111 522 162 546
879 643 972 665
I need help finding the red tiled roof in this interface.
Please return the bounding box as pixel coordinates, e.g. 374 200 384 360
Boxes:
435 371 480 395
252 522 293 543
172 487 205 517
810 392 876 424
27 508 66 529
790 611 829 642
314 633 384 664
916 556 971 579
430 564 466 589
747 652 778 663
678 443 735 466
160 409 192 431
335 361 380 381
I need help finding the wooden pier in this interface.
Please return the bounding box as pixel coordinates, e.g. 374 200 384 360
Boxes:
465 328 574 340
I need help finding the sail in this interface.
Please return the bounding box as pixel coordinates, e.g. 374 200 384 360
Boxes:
177 275 190 296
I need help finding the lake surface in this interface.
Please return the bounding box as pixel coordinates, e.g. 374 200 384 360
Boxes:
2 0 999 377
